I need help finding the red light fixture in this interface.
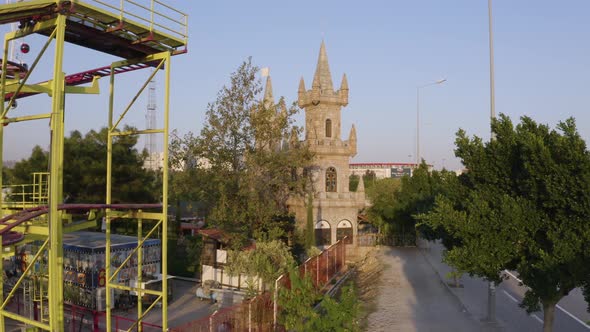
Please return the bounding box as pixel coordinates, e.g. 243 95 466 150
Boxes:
20 43 29 54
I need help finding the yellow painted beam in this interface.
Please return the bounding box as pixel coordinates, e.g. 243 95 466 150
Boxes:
107 211 163 221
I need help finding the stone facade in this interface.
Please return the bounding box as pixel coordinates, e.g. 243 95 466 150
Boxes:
288 42 367 246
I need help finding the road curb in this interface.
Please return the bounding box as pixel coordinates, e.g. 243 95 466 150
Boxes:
418 247 471 316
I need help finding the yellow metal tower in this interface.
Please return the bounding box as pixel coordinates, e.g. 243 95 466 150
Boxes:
0 1 187 331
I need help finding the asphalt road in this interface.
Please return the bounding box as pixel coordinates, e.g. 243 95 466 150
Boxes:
422 240 590 332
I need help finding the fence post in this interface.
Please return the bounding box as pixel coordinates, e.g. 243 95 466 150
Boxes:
326 248 329 284
274 275 282 330
316 255 319 286
248 299 252 332
210 310 217 332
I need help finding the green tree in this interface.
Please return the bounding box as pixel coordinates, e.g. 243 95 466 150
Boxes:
8 145 48 185
175 59 313 242
305 193 315 249
279 268 360 332
225 240 295 293
64 126 158 203
9 127 158 204
348 174 360 192
365 163 458 246
365 177 400 237
421 114 590 331
279 268 320 331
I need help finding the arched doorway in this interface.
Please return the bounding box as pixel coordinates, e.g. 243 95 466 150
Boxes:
315 220 331 246
336 220 353 244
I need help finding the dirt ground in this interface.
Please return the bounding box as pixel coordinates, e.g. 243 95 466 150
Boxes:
350 247 384 329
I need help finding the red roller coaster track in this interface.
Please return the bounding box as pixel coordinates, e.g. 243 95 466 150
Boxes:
0 203 162 246
3 60 159 101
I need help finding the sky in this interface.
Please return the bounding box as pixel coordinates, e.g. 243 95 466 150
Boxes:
2 0 590 171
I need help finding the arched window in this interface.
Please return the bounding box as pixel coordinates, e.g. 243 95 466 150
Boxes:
337 220 353 244
315 221 331 246
325 119 332 138
326 167 337 192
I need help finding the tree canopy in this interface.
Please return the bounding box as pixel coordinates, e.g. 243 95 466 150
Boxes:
365 163 459 246
170 58 313 243
6 126 158 204
421 114 590 331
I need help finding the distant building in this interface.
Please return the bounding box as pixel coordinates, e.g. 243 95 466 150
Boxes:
350 162 421 179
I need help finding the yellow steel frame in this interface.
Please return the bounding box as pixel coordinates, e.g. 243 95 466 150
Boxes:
0 1 183 331
106 51 171 331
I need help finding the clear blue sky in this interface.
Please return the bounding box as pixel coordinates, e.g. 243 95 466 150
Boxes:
3 0 590 171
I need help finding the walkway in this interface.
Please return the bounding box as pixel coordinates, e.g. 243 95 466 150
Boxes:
366 247 485 332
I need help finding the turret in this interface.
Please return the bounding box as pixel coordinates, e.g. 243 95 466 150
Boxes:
263 75 274 110
339 73 349 106
298 77 306 107
348 124 357 157
297 41 348 108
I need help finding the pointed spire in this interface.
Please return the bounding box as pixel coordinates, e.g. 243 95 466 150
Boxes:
312 40 334 91
349 124 357 157
263 76 274 109
299 77 306 93
340 73 348 91
349 124 357 141
357 173 365 192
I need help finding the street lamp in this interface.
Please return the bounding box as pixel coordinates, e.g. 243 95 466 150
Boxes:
416 79 446 166
487 0 497 323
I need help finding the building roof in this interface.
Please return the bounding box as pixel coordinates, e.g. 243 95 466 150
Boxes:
349 162 419 168
62 231 159 251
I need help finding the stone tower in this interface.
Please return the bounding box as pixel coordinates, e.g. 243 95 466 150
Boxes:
289 41 366 246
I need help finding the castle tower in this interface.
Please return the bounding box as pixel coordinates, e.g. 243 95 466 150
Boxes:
290 42 366 246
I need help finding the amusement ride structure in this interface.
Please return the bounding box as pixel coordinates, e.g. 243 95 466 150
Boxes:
0 0 187 330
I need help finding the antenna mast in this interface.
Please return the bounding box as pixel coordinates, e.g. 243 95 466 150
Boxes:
145 78 157 169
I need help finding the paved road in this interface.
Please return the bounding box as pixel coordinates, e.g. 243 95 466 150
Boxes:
366 247 485 332
420 240 590 332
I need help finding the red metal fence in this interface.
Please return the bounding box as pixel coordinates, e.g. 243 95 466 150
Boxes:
170 238 348 332
1 295 161 332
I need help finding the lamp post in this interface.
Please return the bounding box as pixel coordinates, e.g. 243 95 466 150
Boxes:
416 79 446 166
486 0 497 323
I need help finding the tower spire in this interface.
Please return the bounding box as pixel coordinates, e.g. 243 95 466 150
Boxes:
263 75 274 109
312 40 334 91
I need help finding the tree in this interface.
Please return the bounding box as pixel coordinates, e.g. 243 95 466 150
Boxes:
421 114 590 331
365 163 459 246
305 193 315 249
279 268 320 331
279 268 360 332
8 126 158 204
174 58 313 242
225 240 295 293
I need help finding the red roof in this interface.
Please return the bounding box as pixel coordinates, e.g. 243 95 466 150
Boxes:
198 228 227 242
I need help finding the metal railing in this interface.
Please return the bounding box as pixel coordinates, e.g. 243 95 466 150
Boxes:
170 238 348 332
2 172 49 209
88 0 188 45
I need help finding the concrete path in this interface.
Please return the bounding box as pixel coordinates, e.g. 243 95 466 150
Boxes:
366 246 484 332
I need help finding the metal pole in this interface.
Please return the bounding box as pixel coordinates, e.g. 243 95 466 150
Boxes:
487 0 497 323
161 51 172 331
488 0 496 124
137 212 143 332
0 235 4 331
105 61 116 332
416 87 420 165
416 80 445 166
49 15 66 332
